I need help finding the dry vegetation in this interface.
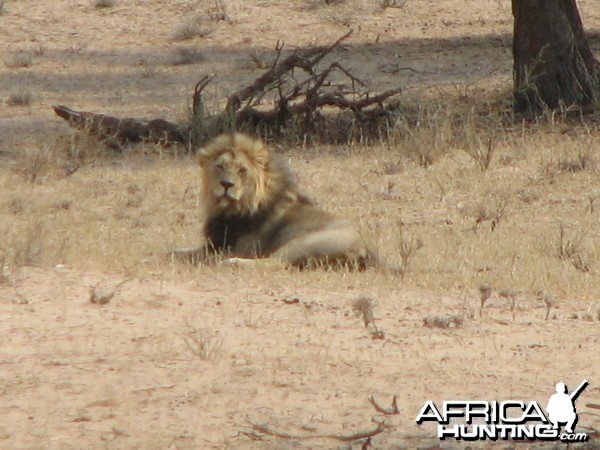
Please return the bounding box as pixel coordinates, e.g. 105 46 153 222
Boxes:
1 0 599 448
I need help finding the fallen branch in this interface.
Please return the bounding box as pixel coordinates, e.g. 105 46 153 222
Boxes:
52 105 185 146
368 395 400 415
247 420 385 442
53 32 402 148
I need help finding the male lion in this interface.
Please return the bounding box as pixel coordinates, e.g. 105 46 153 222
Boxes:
173 133 376 269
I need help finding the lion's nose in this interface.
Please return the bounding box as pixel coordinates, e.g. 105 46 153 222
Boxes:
220 180 234 190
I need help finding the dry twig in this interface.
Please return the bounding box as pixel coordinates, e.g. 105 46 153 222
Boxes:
247 420 385 442
368 395 400 415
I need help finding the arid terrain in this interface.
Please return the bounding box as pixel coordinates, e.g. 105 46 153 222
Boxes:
1 1 600 449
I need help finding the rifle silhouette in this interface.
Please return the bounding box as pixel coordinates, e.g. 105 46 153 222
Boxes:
570 380 588 401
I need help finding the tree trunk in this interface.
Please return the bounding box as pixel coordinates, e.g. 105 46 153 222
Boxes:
512 0 600 113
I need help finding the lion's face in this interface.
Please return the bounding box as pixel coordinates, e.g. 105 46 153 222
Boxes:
199 133 271 216
205 151 255 211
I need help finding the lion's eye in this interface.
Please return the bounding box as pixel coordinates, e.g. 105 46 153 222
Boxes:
239 167 248 174
215 163 224 171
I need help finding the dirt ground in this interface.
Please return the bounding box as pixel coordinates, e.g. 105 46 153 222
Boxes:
1 1 600 449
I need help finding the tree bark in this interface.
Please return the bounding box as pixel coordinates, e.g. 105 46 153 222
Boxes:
512 0 600 113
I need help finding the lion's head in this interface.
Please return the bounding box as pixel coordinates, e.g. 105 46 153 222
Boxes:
198 133 292 217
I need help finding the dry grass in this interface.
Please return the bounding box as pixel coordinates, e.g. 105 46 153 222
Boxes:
6 84 33 106
171 46 205 65
4 51 34 68
94 0 116 8
172 16 213 41
379 0 407 8
1 98 598 304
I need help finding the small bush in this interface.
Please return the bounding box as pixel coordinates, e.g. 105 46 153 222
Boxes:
7 85 33 106
173 16 213 41
555 223 590 272
4 52 34 69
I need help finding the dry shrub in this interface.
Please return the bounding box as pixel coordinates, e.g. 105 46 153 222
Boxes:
463 192 508 232
172 16 213 41
7 85 33 106
4 52 34 68
392 221 423 276
172 47 204 65
554 223 590 273
206 0 232 22
183 327 223 360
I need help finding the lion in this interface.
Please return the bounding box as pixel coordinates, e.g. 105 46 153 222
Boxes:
172 132 376 269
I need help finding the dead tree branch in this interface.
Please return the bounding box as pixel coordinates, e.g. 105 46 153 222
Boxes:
52 105 185 146
53 31 402 148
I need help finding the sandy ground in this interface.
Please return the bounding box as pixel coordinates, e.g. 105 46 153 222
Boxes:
1 1 600 449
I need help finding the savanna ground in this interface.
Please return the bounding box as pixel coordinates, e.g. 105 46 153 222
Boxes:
1 1 600 448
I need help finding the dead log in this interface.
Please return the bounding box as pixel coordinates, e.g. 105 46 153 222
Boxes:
52 105 186 146
53 32 402 148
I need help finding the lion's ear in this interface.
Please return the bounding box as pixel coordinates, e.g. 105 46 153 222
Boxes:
252 145 269 167
198 152 210 167
234 133 269 167
198 134 232 167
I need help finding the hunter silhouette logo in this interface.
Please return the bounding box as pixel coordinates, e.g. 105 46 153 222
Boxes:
547 380 588 434
416 380 589 442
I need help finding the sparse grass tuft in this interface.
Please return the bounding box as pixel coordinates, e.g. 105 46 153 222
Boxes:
0 0 6 15
13 145 56 183
7 85 33 106
556 151 594 173
393 222 423 277
172 16 213 41
463 136 496 171
469 193 508 232
183 326 223 360
11 221 48 266
94 0 116 8
554 223 590 273
172 46 204 65
380 0 407 8
207 0 232 22
248 50 270 69
4 52 34 68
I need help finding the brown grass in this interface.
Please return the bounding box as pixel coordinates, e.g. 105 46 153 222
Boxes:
7 86 32 106
172 16 214 41
4 51 34 68
2 102 598 301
